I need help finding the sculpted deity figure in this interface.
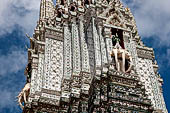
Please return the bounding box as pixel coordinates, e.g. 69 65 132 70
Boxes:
17 83 31 109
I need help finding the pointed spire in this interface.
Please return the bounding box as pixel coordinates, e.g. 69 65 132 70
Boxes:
40 0 55 20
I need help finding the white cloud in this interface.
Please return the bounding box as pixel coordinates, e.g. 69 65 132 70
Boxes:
123 0 170 46
0 0 40 36
0 48 27 76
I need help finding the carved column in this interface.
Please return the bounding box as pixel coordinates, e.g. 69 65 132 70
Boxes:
79 17 91 94
61 23 72 102
104 27 113 64
98 24 108 76
29 54 39 103
71 21 81 98
92 17 102 79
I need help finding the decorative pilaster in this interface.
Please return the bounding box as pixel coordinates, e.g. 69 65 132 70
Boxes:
63 24 72 79
71 22 81 98
61 23 72 102
104 27 113 64
87 20 95 77
92 17 102 80
42 37 64 105
35 53 44 94
79 18 91 94
40 0 55 20
98 25 108 76
29 54 39 100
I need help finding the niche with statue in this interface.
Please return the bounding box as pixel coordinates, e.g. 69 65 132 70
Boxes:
111 28 132 73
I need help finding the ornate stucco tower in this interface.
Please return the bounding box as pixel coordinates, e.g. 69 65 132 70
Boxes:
18 0 167 113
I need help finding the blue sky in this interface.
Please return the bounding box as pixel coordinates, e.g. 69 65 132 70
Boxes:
0 0 170 113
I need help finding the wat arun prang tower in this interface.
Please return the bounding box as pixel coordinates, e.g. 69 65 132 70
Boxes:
18 0 168 113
